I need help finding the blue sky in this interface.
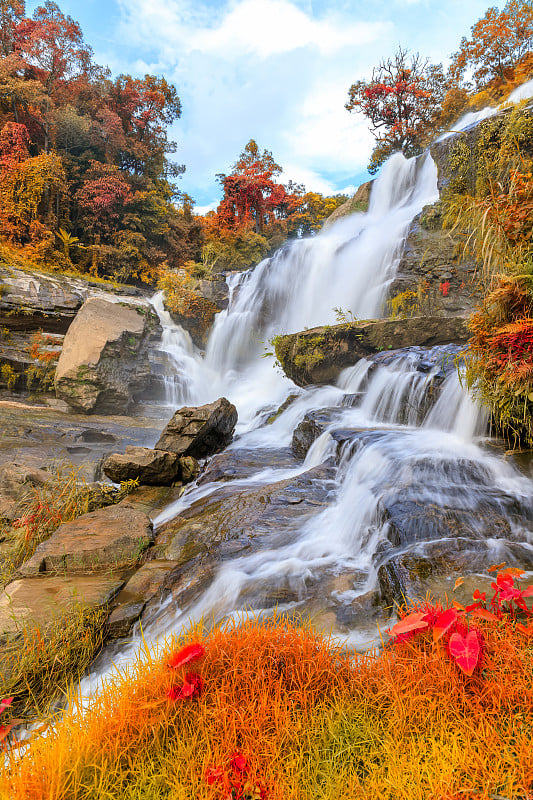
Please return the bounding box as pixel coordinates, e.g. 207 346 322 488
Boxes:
28 0 496 211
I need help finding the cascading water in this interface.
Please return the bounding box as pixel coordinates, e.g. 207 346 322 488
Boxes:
81 145 533 689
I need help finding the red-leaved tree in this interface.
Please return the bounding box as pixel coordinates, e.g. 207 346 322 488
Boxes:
346 47 446 173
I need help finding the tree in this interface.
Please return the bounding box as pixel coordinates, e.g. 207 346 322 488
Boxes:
0 0 24 56
346 47 446 173
216 139 294 233
108 74 182 181
449 1 533 90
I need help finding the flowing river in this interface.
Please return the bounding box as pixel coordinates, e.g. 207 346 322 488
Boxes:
81 147 533 691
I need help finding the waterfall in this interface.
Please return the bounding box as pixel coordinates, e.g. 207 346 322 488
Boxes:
79 145 533 691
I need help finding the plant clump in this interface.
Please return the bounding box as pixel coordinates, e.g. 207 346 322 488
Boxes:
2 564 532 799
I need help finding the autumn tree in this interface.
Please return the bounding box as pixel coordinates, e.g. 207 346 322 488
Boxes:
449 1 533 91
346 47 446 173
0 0 24 56
215 139 293 233
17 1 97 151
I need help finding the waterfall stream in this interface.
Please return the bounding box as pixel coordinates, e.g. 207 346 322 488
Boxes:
81 149 533 690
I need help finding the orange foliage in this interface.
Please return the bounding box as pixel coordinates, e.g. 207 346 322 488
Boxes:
3 567 533 800
450 0 533 91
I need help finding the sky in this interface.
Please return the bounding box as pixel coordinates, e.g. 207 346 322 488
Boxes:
28 0 498 212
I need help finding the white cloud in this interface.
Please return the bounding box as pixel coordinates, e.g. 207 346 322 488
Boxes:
189 0 385 58
117 0 386 59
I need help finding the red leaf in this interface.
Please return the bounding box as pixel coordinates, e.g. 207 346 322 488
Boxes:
167 643 205 670
167 672 204 702
433 608 457 642
488 563 506 573
448 631 481 675
387 612 429 638
0 698 13 716
521 586 533 598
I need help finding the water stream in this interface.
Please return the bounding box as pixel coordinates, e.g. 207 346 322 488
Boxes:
81 148 533 690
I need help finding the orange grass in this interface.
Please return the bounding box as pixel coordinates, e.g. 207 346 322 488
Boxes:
1 608 532 800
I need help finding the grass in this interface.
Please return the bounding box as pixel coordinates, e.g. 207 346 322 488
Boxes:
2 577 532 800
0 466 137 587
0 605 108 728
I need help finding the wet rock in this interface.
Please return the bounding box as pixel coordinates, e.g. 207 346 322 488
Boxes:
383 499 512 546
0 401 165 482
106 560 180 639
376 539 533 607
292 409 340 459
19 504 153 575
155 397 238 458
198 447 297 484
275 317 470 387
103 446 182 486
265 393 300 424
0 462 51 520
0 574 124 637
388 203 480 318
55 298 161 414
180 455 200 483
158 464 335 566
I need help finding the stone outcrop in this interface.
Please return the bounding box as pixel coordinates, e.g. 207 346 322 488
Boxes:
155 397 238 458
0 265 143 334
0 574 124 638
54 297 161 414
165 274 229 349
103 446 199 486
388 202 481 317
324 181 373 227
19 503 153 575
275 317 469 387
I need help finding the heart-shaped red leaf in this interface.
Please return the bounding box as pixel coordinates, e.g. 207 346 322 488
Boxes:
448 630 481 675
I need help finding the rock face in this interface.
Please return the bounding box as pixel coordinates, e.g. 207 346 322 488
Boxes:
166 275 229 349
324 181 374 227
388 202 481 317
155 397 238 458
54 298 161 414
275 317 470 387
19 503 153 575
103 446 199 486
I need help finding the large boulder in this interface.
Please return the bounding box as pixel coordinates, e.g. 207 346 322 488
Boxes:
0 574 124 638
103 446 199 486
154 397 238 458
19 503 153 575
54 298 161 414
274 317 470 387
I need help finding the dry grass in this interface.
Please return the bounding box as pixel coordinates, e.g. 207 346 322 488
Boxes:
2 600 532 800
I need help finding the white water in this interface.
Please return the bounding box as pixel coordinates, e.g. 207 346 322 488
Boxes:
79 144 533 692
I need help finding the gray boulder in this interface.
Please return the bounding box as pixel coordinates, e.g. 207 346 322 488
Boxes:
103 447 181 486
103 446 200 486
54 297 161 414
155 397 238 458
